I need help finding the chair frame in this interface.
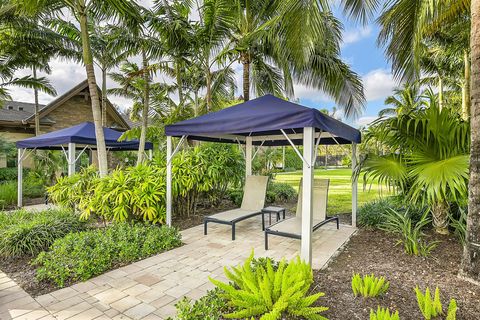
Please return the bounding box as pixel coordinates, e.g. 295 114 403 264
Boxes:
204 211 266 241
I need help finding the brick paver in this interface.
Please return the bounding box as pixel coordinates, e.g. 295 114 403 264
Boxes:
0 215 355 319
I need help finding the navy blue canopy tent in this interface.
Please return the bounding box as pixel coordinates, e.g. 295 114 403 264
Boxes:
164 94 361 264
16 122 153 207
16 122 153 150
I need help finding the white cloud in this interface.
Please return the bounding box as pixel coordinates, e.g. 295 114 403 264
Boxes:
355 116 378 127
292 84 331 103
362 69 397 102
342 26 372 46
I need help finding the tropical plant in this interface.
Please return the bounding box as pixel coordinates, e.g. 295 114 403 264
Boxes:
378 84 422 117
380 208 437 256
360 95 470 234
209 251 328 320
351 273 390 298
450 207 468 244
414 286 458 320
0 209 85 257
34 223 182 287
173 288 227 320
370 307 400 320
13 0 142 177
358 197 398 228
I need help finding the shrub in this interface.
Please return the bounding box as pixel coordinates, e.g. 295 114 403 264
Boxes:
351 273 390 298
34 223 182 287
414 286 457 320
0 209 85 257
227 188 243 206
266 182 297 203
0 181 16 208
380 208 437 256
209 251 328 320
172 288 227 320
0 167 30 182
449 207 467 244
370 307 400 320
358 197 396 228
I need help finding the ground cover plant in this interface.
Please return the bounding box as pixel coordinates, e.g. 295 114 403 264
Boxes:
351 273 390 298
34 223 182 287
370 307 400 320
0 209 85 257
415 287 457 320
275 168 391 215
209 252 328 320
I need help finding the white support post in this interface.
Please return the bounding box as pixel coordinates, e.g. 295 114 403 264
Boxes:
68 143 76 176
148 149 153 161
166 136 172 226
352 143 358 228
301 127 315 265
17 149 23 207
245 136 252 178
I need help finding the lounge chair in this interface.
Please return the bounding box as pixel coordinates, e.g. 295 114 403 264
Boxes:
264 178 339 250
204 175 268 240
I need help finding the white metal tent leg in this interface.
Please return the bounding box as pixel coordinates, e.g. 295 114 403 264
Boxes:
148 149 153 161
245 136 252 178
352 143 358 228
17 148 23 207
166 136 172 226
301 127 315 265
68 143 76 176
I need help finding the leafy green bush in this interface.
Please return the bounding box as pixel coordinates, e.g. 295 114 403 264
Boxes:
380 208 437 256
449 207 467 244
227 188 243 206
209 251 328 320
0 167 30 182
0 181 16 208
34 223 182 287
351 273 390 298
267 182 297 203
415 286 457 320
172 288 227 320
358 197 396 228
0 209 85 257
370 307 400 320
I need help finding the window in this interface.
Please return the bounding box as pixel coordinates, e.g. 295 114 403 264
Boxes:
18 107 24 111
7 106 13 110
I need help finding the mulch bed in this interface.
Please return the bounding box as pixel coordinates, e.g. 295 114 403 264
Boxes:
314 229 480 320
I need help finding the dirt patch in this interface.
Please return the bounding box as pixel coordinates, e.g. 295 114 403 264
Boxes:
314 229 480 320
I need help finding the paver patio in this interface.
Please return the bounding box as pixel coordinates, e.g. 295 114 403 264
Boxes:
0 215 355 320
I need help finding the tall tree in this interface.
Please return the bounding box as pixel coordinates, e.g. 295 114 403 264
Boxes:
13 0 141 177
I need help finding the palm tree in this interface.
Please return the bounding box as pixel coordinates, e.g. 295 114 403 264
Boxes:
360 93 470 234
13 0 141 177
378 84 422 117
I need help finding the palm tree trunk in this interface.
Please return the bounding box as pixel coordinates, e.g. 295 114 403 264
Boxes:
462 50 471 120
137 50 149 165
194 90 199 116
438 75 443 110
101 66 107 126
431 201 449 234
241 53 250 101
462 0 480 280
206 70 212 111
33 66 40 136
79 5 108 177
175 60 183 106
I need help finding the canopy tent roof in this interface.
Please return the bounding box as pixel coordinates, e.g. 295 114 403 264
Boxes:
165 95 361 146
16 122 153 151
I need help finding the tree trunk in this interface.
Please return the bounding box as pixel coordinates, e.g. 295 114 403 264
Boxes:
206 70 212 111
79 5 108 177
194 90 199 116
101 67 107 126
137 50 149 165
462 50 471 121
242 53 250 101
462 0 480 280
438 75 443 110
33 66 40 136
431 201 449 235
176 61 183 106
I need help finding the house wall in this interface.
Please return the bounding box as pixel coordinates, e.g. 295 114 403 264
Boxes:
0 131 35 168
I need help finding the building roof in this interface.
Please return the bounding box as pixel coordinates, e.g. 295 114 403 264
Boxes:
0 80 130 129
165 94 361 146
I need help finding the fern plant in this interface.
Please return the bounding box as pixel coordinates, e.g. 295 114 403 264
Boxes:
351 273 390 298
209 251 328 320
370 307 400 320
415 286 458 320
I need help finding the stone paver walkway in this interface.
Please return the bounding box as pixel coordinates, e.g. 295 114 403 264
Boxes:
0 215 355 320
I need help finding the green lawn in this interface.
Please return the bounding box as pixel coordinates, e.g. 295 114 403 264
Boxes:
274 168 392 215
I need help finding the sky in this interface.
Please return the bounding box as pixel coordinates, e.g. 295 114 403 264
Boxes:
8 2 399 128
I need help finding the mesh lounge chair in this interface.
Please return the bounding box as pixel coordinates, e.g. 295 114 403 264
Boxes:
264 178 339 250
204 175 268 240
